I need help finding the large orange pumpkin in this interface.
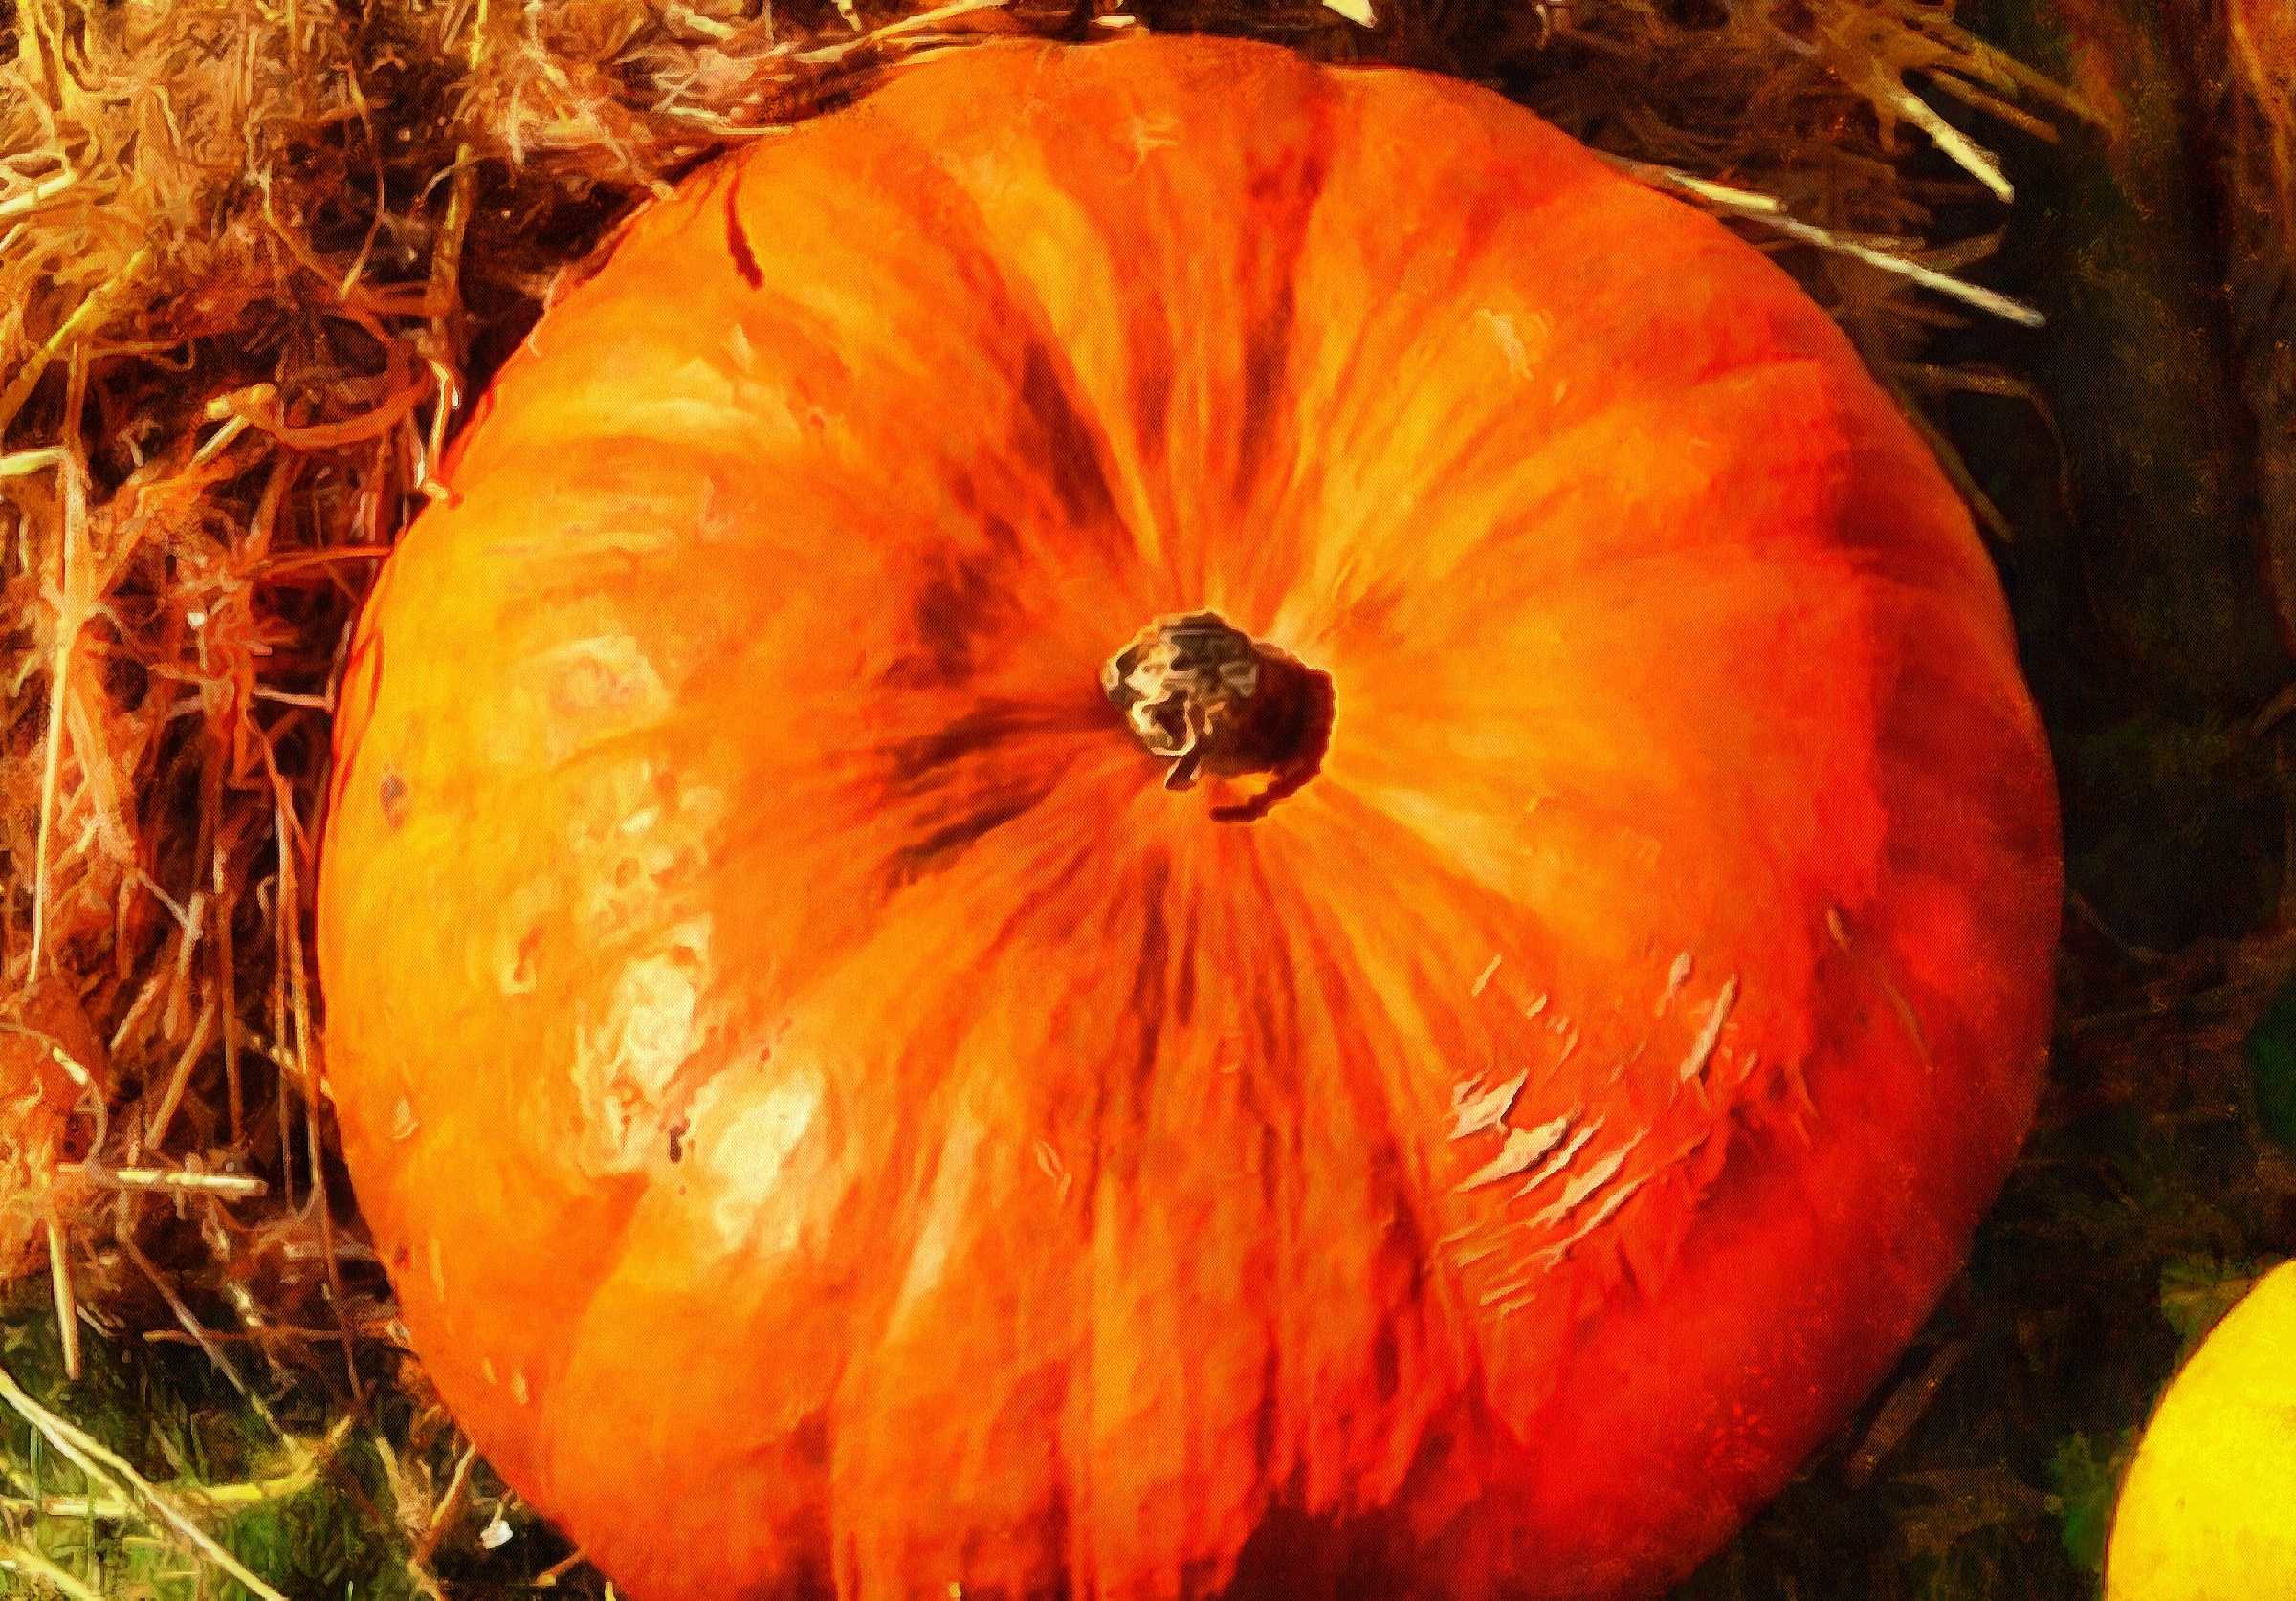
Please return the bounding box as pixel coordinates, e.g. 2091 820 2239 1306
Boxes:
316 33 2061 1600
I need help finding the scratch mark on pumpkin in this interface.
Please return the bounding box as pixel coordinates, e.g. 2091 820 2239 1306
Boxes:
1126 112 1181 168
511 1368 531 1407
1607 1039 1647 1087
391 1099 418 1142
1452 1237 1508 1271
1657 951 1694 1014
427 1239 445 1301
1033 1138 1072 1201
1490 1286 1542 1320
1479 1273 1539 1307
1523 991 1549 1020
1680 975 1740 1084
1477 309 1534 380
1471 954 1503 997
1533 1171 1657 1268
1512 1120 1601 1199
1457 1108 1571 1191
1828 907 1933 1074
1448 1070 1527 1141
1525 1132 1645 1231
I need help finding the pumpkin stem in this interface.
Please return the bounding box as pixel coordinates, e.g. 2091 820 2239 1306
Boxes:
1100 610 1332 820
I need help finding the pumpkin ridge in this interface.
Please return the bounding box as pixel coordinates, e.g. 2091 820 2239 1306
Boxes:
1208 71 1342 529
1305 352 1848 628
826 99 1154 574
1262 849 1476 1502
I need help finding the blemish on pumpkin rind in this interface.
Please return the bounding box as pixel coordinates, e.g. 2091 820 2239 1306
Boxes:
877 704 1078 794
722 181 763 289
378 767 409 828
499 924 544 997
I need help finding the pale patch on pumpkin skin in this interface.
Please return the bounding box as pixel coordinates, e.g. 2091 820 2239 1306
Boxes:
563 761 727 936
690 1061 828 1259
1475 308 1541 380
723 323 757 374
571 918 717 1174
524 633 670 765
1125 112 1181 170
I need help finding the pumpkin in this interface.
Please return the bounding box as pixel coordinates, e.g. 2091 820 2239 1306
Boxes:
2106 1261 2296 1601
314 33 2061 1600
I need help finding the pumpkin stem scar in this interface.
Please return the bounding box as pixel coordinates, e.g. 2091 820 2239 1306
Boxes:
1099 610 1332 822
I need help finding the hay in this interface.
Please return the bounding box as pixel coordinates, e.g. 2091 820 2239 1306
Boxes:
0 0 2158 1594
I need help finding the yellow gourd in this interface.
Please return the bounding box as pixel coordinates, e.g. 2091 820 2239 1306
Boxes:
2108 1260 2296 1601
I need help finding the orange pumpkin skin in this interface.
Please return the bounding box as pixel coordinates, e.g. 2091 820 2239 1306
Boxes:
315 34 2061 1601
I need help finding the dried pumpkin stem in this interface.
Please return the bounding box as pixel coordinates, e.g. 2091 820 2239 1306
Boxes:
1101 610 1332 817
